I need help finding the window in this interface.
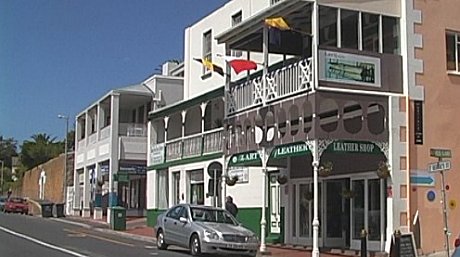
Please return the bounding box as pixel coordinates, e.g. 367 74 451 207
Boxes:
166 206 182 219
157 169 169 209
382 16 399 54
202 30 212 74
446 32 460 72
231 11 243 57
172 172 181 205
341 10 359 49
362 13 379 52
189 170 204 205
319 6 338 47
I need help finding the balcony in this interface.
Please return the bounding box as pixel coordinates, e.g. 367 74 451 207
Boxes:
227 58 313 115
119 123 147 137
150 128 223 166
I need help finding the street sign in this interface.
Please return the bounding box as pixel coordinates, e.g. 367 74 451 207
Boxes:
428 160 451 173
430 148 452 158
410 174 435 187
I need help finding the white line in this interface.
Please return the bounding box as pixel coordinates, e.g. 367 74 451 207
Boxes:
0 225 88 257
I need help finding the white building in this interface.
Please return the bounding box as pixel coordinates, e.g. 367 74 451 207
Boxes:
72 62 183 220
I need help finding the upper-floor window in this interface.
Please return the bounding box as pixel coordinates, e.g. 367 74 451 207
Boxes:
446 31 460 72
271 0 282 5
319 6 399 54
202 30 212 74
231 11 243 57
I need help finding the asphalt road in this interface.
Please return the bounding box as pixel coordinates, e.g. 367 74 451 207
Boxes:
0 212 192 257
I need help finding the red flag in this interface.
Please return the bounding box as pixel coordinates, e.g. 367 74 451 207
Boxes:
226 59 258 74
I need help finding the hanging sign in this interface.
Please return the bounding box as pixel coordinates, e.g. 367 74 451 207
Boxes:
229 151 261 166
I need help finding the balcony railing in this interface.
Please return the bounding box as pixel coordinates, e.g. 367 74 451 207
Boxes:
228 58 313 114
157 128 223 163
119 123 147 137
100 126 110 140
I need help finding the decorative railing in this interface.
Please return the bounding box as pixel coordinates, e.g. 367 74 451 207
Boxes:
119 123 147 137
158 128 224 164
227 58 313 114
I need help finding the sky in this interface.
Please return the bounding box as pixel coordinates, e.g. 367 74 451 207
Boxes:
0 0 228 145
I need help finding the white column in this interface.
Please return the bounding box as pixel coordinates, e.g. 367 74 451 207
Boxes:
259 148 268 253
312 139 320 257
82 166 91 217
108 93 120 223
73 169 81 215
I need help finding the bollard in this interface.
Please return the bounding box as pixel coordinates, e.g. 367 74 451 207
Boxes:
361 229 368 257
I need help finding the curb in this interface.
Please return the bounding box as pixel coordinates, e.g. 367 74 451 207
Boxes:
51 217 155 244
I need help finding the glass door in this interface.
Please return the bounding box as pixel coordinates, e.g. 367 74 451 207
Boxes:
269 174 281 234
324 179 348 248
350 177 385 251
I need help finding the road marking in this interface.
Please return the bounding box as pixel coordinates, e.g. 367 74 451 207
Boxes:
63 228 134 247
149 253 158 255
144 245 156 249
0 225 88 257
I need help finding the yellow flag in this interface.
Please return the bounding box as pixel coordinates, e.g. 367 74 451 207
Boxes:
265 17 291 30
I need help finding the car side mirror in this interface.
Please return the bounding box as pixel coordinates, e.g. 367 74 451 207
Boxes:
179 217 188 223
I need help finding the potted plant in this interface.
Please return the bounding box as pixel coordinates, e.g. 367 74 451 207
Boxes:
318 161 333 177
277 174 288 185
376 161 391 179
225 175 239 186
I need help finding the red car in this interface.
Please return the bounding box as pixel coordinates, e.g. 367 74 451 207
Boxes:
4 197 29 214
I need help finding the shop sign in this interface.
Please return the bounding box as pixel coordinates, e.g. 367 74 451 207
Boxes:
271 142 310 159
227 167 249 183
429 148 451 158
119 165 147 175
319 50 381 88
229 151 261 166
100 164 109 175
329 140 380 154
150 143 165 165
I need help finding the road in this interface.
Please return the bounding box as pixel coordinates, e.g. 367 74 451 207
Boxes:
0 212 191 257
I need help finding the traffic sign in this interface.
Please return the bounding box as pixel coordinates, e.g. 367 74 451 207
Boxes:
410 174 435 187
430 148 451 158
428 160 451 173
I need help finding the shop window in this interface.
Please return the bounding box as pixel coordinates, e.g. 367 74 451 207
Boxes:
352 180 365 240
341 10 359 49
382 16 399 54
446 31 460 72
343 101 363 134
368 179 382 241
157 169 169 209
172 172 180 205
319 6 338 47
189 170 204 205
362 12 379 52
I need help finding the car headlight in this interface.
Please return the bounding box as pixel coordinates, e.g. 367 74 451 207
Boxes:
248 235 259 243
204 230 220 240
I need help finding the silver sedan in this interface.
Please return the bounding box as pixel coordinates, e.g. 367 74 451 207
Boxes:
155 204 259 256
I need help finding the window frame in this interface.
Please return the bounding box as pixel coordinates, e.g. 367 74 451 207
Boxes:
231 11 243 57
446 31 460 73
202 29 212 75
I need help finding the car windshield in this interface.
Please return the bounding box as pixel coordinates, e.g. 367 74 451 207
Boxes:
10 198 25 203
190 207 237 225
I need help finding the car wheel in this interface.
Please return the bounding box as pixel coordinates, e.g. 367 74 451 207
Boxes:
190 234 201 256
156 229 168 250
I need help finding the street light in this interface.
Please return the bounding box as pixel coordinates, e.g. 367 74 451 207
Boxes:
58 114 69 208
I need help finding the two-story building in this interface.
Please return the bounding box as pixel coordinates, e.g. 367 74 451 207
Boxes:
72 62 183 221
147 0 460 255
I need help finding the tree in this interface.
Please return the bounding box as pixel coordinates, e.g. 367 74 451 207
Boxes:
0 136 18 167
20 133 62 170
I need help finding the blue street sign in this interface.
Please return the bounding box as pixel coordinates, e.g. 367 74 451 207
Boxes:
410 174 435 187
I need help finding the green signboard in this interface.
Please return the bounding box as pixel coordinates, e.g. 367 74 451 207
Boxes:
229 151 261 166
430 148 451 158
271 142 310 159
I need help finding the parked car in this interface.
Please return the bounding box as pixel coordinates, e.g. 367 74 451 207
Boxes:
4 197 28 214
0 196 6 211
155 204 259 257
453 234 460 257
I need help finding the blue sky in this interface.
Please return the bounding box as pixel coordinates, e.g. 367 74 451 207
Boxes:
0 0 228 145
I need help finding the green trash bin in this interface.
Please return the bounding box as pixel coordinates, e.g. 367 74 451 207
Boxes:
110 206 126 231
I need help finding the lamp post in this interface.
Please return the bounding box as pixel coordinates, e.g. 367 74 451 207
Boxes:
0 160 4 195
58 114 69 208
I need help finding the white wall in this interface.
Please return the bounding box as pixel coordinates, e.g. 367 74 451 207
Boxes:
184 0 272 99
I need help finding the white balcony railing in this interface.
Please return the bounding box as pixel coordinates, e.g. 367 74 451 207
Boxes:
89 133 98 144
228 58 313 114
119 123 147 137
100 126 110 140
77 139 86 150
156 128 223 164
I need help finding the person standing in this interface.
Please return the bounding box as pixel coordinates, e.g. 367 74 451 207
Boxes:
225 196 238 217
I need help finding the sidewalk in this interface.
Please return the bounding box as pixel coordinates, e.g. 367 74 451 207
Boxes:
57 216 359 257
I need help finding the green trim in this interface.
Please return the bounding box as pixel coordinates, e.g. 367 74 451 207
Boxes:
236 207 262 238
147 209 167 227
148 152 222 170
149 86 224 120
325 140 382 154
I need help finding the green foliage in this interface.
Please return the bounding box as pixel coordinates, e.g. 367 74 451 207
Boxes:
0 136 18 167
20 133 63 170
